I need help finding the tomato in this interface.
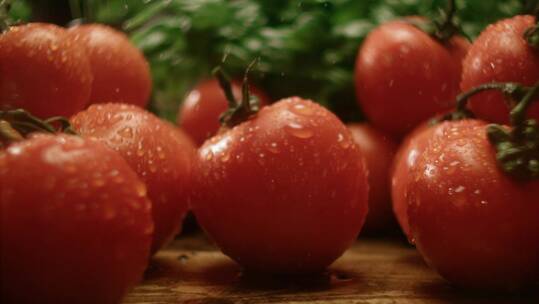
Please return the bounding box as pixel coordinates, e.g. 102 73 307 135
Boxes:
192 97 369 273
72 103 195 254
390 122 436 239
68 24 152 108
348 123 398 232
177 79 270 146
355 19 469 138
406 119 539 290
0 23 92 118
461 15 539 124
1 134 152 304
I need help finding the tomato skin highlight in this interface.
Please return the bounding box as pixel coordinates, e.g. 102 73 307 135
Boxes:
407 120 539 290
355 20 469 138
0 134 152 304
461 15 539 123
390 122 435 239
177 79 270 146
72 103 195 254
0 23 92 118
68 24 152 108
348 123 398 232
192 97 369 273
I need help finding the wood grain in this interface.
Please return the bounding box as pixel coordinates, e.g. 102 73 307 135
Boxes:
124 234 538 304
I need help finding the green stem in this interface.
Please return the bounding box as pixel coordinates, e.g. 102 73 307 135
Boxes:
440 82 522 122
0 119 23 147
212 62 261 128
0 109 78 145
0 0 11 32
433 0 458 41
510 81 539 127
45 116 79 135
456 82 522 113
213 67 238 110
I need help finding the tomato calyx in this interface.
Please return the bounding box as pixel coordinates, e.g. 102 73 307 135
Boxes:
487 82 539 180
213 62 261 128
405 0 461 43
0 109 77 147
441 81 539 180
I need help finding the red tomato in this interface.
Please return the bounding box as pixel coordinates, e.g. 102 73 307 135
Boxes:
348 123 398 232
68 24 152 107
72 103 195 254
192 97 369 273
407 119 539 290
390 122 436 239
1 134 152 304
0 23 92 118
355 20 469 138
461 15 539 123
177 79 270 146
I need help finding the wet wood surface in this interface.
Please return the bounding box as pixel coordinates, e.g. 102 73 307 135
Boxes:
124 233 538 304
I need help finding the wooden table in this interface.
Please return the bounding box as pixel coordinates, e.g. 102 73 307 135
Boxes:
125 233 538 304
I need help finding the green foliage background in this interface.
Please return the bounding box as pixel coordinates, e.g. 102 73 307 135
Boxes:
10 0 525 122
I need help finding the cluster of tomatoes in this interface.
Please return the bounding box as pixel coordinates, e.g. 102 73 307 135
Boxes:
0 9 538 304
355 13 539 291
1 22 195 304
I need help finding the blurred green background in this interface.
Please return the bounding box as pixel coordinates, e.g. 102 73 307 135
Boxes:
8 0 526 122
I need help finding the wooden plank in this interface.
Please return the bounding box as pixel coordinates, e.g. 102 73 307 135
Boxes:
124 234 538 304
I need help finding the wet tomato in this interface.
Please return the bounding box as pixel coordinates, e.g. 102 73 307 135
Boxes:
407 119 539 290
1 134 152 304
72 103 195 253
0 23 92 118
355 19 469 138
68 24 152 108
461 15 539 123
192 97 369 273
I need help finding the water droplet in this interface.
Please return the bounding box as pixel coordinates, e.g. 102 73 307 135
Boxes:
117 126 134 138
454 185 465 193
290 103 314 116
337 133 350 149
267 142 280 154
92 179 105 187
206 151 214 161
285 122 314 139
220 153 230 162
135 183 147 197
480 200 488 205
8 146 23 155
